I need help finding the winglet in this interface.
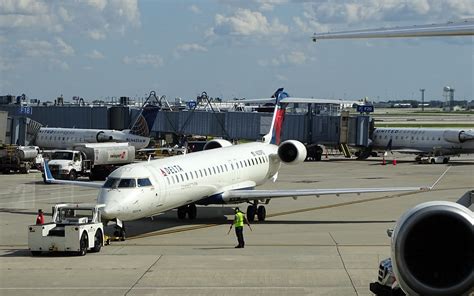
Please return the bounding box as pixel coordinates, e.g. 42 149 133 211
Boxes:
424 166 451 191
43 160 55 184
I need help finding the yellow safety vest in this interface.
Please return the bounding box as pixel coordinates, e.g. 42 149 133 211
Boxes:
234 211 244 227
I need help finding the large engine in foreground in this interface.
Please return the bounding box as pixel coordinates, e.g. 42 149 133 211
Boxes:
203 139 233 150
390 201 473 296
277 140 307 165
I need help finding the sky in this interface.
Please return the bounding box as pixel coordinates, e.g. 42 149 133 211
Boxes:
0 0 473 102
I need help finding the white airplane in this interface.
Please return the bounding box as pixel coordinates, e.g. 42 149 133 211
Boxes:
43 88 439 239
35 104 160 150
356 127 474 163
312 19 474 41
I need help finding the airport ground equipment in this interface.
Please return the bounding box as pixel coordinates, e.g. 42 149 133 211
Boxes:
28 203 105 256
46 143 135 181
0 145 42 174
369 190 473 296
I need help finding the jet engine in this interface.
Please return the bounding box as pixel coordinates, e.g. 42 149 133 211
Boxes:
277 140 307 164
203 139 232 150
443 130 474 143
96 131 114 142
391 201 473 296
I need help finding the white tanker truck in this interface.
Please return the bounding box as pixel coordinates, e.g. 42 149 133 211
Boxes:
0 145 43 174
46 143 135 181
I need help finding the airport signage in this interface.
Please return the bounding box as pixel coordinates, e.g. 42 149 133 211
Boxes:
18 106 33 115
356 105 374 113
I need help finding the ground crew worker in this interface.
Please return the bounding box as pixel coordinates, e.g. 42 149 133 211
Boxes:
36 209 44 225
229 207 252 248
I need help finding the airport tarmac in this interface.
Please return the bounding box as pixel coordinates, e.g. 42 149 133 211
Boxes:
0 154 472 296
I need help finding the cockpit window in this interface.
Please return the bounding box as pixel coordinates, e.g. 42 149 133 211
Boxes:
103 178 136 188
137 178 152 187
118 178 136 188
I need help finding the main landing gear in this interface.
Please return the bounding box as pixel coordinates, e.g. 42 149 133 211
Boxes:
177 204 197 220
247 202 266 222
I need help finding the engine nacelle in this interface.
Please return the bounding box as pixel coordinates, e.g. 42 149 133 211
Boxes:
442 130 474 143
96 131 114 142
277 140 307 165
391 201 473 296
203 139 232 150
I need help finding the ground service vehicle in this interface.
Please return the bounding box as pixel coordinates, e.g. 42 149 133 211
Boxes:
28 204 105 256
46 143 135 180
0 145 42 174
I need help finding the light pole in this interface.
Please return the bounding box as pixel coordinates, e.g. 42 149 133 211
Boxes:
419 89 425 112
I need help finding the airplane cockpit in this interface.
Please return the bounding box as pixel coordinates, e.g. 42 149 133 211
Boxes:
102 177 153 189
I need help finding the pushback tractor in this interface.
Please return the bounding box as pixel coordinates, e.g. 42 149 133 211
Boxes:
28 204 105 256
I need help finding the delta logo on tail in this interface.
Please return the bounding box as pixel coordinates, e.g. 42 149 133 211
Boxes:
270 88 289 145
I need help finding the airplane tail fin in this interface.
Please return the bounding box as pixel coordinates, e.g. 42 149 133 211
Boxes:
262 88 289 145
129 92 161 137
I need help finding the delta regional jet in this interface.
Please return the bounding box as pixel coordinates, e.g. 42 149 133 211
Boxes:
44 88 436 239
35 104 159 150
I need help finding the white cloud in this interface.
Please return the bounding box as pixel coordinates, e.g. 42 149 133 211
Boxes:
0 0 140 39
254 0 288 11
123 54 163 68
211 9 288 37
56 37 75 56
304 0 474 25
88 29 106 40
189 5 201 14
84 0 108 11
176 43 208 52
49 58 69 71
17 39 54 57
86 49 104 59
258 51 309 67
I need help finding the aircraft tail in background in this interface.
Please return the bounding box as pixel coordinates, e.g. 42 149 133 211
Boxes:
128 91 161 137
263 88 289 145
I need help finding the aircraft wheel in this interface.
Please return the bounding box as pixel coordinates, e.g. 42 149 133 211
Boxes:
91 229 103 253
31 251 41 256
431 158 436 164
247 205 256 222
78 232 88 256
187 204 197 219
177 206 187 219
257 205 266 221
443 157 449 164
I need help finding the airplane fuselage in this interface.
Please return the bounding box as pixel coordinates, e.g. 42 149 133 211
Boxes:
36 127 150 150
98 142 280 221
372 128 474 156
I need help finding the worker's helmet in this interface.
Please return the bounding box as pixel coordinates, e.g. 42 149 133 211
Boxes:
234 207 240 213
38 209 43 213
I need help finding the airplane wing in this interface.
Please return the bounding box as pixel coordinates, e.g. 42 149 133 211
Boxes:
312 20 474 40
43 161 104 188
223 167 450 202
224 186 427 201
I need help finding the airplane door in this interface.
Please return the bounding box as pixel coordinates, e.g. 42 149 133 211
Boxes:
148 166 166 208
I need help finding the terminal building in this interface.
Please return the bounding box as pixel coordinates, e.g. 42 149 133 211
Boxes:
0 96 372 159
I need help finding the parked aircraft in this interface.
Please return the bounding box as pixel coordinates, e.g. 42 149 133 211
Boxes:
35 103 159 150
356 127 474 163
312 19 474 41
43 88 437 239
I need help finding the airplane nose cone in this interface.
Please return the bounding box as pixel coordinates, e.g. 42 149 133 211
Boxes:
102 203 122 220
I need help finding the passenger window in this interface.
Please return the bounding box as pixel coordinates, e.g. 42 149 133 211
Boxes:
185 173 189 180
138 178 152 187
180 174 184 182
166 177 170 185
174 175 179 183
200 170 203 177
231 163 234 170
213 167 217 174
